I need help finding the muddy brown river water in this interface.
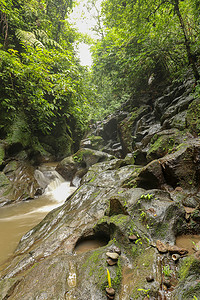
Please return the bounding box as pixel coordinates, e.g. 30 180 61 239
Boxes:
0 164 76 266
176 234 200 254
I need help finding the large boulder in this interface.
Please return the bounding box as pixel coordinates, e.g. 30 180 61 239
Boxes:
118 105 151 155
160 138 200 190
56 148 115 184
0 155 192 300
0 160 40 206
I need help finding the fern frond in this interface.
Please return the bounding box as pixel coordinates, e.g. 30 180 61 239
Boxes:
34 30 63 50
16 29 45 48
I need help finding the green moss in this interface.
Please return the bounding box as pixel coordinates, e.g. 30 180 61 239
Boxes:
89 176 97 183
109 214 129 225
96 216 109 226
147 135 176 161
82 250 102 275
179 256 200 281
131 245 138 257
154 223 169 238
0 172 10 188
186 99 200 135
88 135 104 150
122 167 141 188
112 258 122 289
129 247 155 299
81 247 122 292
0 145 5 166
182 282 200 299
73 148 95 163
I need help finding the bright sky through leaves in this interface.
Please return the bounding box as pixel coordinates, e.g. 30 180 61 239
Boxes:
69 0 102 67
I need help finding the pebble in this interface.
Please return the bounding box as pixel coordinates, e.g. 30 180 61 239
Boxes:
107 258 118 266
106 252 119 260
128 234 137 242
106 287 115 296
112 246 121 255
168 245 188 255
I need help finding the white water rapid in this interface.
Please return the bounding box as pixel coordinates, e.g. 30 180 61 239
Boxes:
0 163 76 266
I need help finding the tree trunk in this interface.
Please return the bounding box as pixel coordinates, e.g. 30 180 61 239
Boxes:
174 0 199 81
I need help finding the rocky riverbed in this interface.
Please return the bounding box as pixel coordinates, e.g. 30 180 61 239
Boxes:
0 74 200 299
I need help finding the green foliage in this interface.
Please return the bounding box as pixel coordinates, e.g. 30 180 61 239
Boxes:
140 194 153 200
90 0 200 113
163 265 172 277
0 0 100 156
0 145 5 165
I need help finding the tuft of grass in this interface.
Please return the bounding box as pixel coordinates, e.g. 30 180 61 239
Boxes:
163 265 172 277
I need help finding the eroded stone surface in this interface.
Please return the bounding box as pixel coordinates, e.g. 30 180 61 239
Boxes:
1 75 200 299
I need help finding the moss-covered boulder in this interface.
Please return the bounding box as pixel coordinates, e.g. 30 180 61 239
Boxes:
55 155 78 181
80 135 104 151
173 255 200 299
0 160 39 206
73 148 114 168
146 129 179 162
160 138 200 189
56 148 115 182
118 105 150 155
186 99 200 136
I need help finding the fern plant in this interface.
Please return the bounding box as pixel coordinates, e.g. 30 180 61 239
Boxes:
16 29 63 50
16 29 45 48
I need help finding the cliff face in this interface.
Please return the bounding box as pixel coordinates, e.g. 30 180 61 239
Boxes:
1 75 200 299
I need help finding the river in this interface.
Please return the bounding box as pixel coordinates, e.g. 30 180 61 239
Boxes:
0 163 76 266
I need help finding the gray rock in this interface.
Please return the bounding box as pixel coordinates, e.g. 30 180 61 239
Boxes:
106 252 119 260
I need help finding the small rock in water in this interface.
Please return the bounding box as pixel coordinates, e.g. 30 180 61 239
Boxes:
107 258 118 266
129 234 138 242
156 240 168 253
168 245 188 255
106 252 119 260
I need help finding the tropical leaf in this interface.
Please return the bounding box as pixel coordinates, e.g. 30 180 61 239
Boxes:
16 29 45 48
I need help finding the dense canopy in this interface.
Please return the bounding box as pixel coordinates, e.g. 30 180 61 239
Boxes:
91 0 200 112
0 0 200 157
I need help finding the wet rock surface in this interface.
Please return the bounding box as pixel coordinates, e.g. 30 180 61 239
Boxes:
1 75 200 299
0 159 40 206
